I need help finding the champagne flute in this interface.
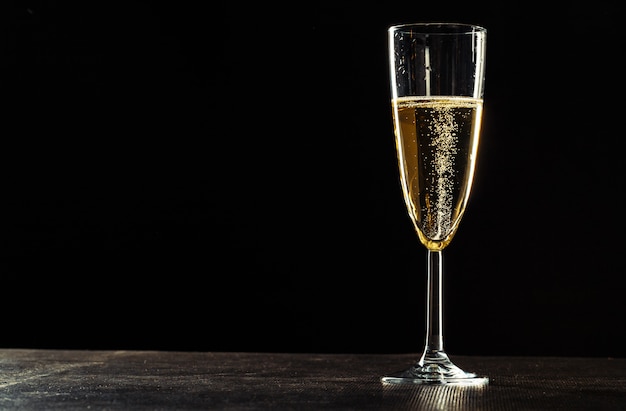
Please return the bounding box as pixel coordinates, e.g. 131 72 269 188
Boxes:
382 22 488 385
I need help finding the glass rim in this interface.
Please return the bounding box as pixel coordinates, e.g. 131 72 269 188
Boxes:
388 22 486 34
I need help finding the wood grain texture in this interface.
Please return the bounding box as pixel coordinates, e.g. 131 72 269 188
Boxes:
0 350 625 410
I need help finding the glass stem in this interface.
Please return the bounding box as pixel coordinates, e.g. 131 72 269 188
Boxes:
420 250 448 364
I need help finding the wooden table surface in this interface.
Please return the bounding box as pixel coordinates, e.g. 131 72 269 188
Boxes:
1 349 625 410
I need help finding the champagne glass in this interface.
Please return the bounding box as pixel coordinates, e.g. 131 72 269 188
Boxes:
382 23 488 385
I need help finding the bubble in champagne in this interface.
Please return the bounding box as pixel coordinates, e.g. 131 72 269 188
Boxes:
423 106 457 240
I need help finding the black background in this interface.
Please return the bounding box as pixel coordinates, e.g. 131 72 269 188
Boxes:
2 1 625 358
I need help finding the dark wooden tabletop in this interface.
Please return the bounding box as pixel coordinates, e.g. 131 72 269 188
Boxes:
1 349 625 410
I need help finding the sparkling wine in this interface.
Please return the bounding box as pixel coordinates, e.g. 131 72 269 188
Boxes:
392 96 483 251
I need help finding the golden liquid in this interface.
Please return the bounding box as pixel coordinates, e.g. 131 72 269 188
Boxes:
392 96 482 251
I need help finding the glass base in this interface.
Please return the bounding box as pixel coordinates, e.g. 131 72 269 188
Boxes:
381 354 489 385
